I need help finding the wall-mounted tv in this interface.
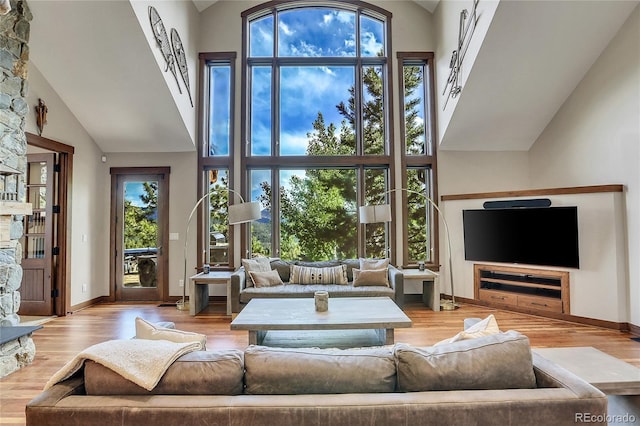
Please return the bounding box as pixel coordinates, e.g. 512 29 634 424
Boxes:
462 206 579 268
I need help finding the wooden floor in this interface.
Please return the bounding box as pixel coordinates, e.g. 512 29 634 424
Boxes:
1 300 639 425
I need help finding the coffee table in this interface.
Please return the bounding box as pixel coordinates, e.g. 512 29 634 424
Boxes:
230 297 411 347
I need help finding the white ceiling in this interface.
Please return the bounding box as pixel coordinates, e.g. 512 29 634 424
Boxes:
26 1 638 154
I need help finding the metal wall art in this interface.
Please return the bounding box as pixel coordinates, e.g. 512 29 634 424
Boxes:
171 28 193 107
148 6 193 107
443 0 479 110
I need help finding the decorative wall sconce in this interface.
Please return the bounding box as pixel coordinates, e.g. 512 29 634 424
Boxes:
443 0 479 110
35 98 48 136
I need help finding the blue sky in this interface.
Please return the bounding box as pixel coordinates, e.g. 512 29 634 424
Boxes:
248 8 384 157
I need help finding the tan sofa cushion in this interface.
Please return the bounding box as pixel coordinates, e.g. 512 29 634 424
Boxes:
244 346 396 394
395 330 537 392
84 350 244 395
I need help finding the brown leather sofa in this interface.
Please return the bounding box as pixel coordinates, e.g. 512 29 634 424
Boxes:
26 331 607 426
231 259 405 313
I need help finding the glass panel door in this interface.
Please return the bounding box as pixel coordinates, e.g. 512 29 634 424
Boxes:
113 171 168 301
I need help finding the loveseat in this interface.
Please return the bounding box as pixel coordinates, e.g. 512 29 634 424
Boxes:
26 331 607 426
231 258 404 313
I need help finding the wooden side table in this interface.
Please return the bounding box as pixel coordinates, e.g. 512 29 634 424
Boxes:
401 268 440 311
189 271 234 316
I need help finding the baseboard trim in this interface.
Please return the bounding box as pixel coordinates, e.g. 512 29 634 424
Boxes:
458 296 637 335
68 296 109 314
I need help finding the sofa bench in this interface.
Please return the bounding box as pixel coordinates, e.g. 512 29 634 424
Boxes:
26 331 607 426
231 259 404 313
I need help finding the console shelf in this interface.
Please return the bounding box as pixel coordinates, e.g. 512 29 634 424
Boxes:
474 264 570 314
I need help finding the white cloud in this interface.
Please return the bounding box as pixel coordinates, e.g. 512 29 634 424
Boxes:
361 31 383 56
279 21 294 36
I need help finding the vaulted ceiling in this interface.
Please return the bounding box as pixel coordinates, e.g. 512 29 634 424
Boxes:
26 1 637 154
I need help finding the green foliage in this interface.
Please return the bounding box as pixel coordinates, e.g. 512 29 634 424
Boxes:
123 183 158 249
252 64 427 261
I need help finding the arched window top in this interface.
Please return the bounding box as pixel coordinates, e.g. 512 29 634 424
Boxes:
245 1 389 59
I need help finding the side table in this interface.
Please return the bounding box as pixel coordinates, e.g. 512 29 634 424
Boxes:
189 271 234 316
401 268 440 311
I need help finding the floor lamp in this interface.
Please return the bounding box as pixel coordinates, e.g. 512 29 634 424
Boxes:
177 189 261 311
359 188 458 310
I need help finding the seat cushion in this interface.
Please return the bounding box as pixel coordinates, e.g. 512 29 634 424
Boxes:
244 346 396 394
84 349 245 395
395 330 537 392
239 283 395 303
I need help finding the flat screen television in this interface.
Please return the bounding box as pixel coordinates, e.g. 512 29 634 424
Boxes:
462 206 579 268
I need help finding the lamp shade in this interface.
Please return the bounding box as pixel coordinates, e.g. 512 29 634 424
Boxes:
359 204 392 224
228 201 261 224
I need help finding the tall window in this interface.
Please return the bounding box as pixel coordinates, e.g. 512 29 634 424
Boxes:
242 2 393 261
199 53 236 268
199 4 439 267
398 52 438 268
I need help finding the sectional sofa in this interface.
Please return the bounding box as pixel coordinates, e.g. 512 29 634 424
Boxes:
26 331 607 426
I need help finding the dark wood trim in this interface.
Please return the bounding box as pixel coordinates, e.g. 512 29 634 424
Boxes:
396 52 438 269
441 184 625 202
109 167 171 302
455 295 634 333
25 132 73 317
68 295 109 313
629 322 640 337
25 132 75 154
241 0 393 20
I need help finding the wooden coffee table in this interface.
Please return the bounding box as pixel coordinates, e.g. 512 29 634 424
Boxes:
230 297 411 347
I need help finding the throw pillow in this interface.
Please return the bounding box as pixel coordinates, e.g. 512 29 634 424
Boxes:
395 331 537 392
249 270 284 288
359 257 389 270
434 314 500 346
242 257 271 287
135 317 206 350
290 264 348 285
352 268 389 287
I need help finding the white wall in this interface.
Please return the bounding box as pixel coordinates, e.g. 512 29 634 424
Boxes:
434 0 499 142
25 65 110 307
528 6 640 327
443 190 628 323
130 0 200 146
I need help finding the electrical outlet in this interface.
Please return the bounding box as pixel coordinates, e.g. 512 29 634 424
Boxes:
179 279 184 287
82 283 87 293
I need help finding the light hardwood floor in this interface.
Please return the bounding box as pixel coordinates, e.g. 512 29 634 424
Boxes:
1 300 639 426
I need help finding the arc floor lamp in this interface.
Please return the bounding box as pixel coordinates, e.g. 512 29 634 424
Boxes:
359 188 458 311
177 188 260 310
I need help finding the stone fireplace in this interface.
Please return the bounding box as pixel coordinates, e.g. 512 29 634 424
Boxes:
0 0 36 378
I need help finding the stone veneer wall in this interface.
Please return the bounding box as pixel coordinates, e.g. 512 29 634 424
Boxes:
0 0 35 377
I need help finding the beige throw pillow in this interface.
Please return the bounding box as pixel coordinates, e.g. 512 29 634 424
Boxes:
249 270 284 288
290 264 348 285
352 268 389 287
359 258 389 270
242 257 272 287
434 314 500 346
135 317 206 350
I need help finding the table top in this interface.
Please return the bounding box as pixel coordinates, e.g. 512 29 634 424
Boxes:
400 268 439 278
533 346 640 395
230 297 412 331
190 271 234 282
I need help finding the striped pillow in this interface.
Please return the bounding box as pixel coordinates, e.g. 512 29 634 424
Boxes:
290 264 348 285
